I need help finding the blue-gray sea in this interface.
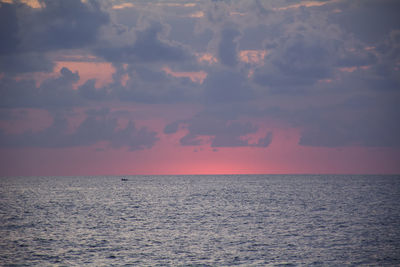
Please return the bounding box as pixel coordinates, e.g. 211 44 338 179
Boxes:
0 175 399 266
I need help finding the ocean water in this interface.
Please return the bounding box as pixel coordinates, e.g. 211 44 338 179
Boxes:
0 175 399 266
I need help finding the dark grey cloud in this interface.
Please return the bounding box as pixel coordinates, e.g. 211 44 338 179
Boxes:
0 67 81 108
0 2 52 73
78 79 109 101
329 0 400 44
0 108 158 150
95 22 192 63
0 3 19 54
336 49 377 68
130 22 189 62
19 0 109 51
109 3 139 29
259 95 400 147
253 33 335 90
0 52 54 74
0 60 201 109
165 111 272 148
163 120 180 134
218 28 240 66
298 111 400 148
250 1 398 95
105 63 203 104
0 109 27 121
203 70 254 103
134 66 170 82
167 17 213 51
321 42 399 94
257 132 273 147
239 24 278 50
0 0 109 74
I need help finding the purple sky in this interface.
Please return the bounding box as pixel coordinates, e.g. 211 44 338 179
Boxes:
0 0 399 176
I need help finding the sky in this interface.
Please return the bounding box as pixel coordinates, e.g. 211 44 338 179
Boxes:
0 0 399 176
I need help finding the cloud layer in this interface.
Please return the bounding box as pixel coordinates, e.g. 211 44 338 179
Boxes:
0 0 399 168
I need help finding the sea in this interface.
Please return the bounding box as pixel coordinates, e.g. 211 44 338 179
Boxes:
0 175 399 266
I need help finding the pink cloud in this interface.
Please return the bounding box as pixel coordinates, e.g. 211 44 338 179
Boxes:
112 3 134 10
239 50 267 65
162 66 207 84
196 53 218 64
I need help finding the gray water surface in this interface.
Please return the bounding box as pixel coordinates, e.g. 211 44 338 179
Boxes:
1 175 399 266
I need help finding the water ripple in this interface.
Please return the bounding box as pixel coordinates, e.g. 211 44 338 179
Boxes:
0 175 399 266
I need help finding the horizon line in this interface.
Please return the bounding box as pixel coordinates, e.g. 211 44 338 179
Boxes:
2 173 400 178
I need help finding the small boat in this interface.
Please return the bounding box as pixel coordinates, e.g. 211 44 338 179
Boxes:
121 178 128 181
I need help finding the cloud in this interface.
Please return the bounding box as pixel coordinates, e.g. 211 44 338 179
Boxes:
0 0 109 74
298 113 400 148
257 131 273 147
0 51 54 74
130 23 190 62
203 70 254 103
0 3 52 73
0 108 158 150
112 3 135 10
239 24 274 50
0 3 19 54
167 17 213 51
110 64 202 104
95 22 192 63
239 50 267 64
248 2 397 95
276 0 332 11
163 120 180 134
165 111 272 148
20 0 109 51
0 67 81 108
253 33 335 90
261 95 400 147
329 0 400 44
0 109 27 121
78 79 109 101
1 0 399 153
218 28 240 66
162 67 207 84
